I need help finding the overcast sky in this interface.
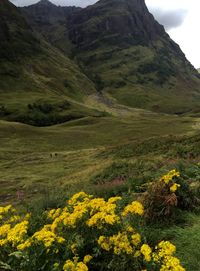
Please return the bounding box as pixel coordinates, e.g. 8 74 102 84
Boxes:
10 0 200 68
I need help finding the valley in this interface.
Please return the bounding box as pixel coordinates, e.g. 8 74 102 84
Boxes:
0 113 198 204
1 0 200 270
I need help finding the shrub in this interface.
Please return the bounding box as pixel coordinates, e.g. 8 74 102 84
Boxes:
0 193 185 271
0 105 10 117
142 169 199 222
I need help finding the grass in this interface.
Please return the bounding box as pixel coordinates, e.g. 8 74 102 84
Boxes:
0 38 101 126
1 93 200 271
168 214 200 271
1 1 200 269
145 213 200 271
77 43 200 114
0 112 199 204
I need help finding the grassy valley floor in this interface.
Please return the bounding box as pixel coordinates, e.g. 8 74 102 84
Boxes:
0 113 199 202
1 113 200 270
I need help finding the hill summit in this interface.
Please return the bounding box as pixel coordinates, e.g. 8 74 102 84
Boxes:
68 0 166 49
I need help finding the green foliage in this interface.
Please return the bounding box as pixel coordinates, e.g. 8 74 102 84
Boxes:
0 193 185 271
0 105 10 117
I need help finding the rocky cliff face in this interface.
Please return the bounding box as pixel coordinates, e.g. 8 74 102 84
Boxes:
68 0 166 50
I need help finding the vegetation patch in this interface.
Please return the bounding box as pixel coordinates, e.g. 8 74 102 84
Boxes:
0 188 187 271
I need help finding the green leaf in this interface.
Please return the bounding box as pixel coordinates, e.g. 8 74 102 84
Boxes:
0 261 12 270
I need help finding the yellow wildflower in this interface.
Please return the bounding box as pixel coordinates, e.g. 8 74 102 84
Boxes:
83 255 92 264
0 224 11 247
160 256 185 271
0 205 14 220
33 225 65 247
140 244 152 262
131 233 141 246
126 226 134 233
156 241 176 257
63 258 89 271
170 183 181 193
17 239 32 250
160 170 180 184
7 220 29 247
68 192 90 206
122 201 144 216
98 236 111 251
7 215 21 223
98 232 133 255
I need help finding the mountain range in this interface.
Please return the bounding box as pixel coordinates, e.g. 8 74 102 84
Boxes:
1 0 200 126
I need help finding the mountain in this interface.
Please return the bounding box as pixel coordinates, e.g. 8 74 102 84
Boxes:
0 0 103 126
1 0 200 126
21 0 200 114
22 0 80 55
198 68 200 73
0 0 40 60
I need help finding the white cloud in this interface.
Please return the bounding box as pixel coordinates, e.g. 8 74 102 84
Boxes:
145 0 200 68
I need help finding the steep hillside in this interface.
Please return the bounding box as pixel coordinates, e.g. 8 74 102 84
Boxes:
22 0 80 55
68 0 200 114
0 0 101 126
23 0 200 114
0 0 40 60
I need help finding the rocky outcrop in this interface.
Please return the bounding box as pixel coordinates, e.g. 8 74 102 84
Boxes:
68 0 166 50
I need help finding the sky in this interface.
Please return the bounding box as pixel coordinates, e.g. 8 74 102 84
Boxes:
10 0 200 68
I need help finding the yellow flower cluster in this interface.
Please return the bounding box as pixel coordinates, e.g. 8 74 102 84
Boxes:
63 255 92 271
0 224 11 246
98 232 133 254
159 170 181 194
18 224 65 250
98 226 142 256
48 193 123 230
160 170 180 184
122 201 144 216
153 241 185 271
0 205 14 220
140 244 152 262
68 192 91 205
0 193 185 271
160 256 185 271
170 183 181 193
0 220 29 247
32 225 65 247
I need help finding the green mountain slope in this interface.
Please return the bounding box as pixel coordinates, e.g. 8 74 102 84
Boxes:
22 0 200 114
21 0 80 55
0 0 103 126
68 0 200 114
0 0 40 60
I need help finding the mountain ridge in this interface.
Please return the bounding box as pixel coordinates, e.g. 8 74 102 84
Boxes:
0 0 104 126
1 0 200 126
